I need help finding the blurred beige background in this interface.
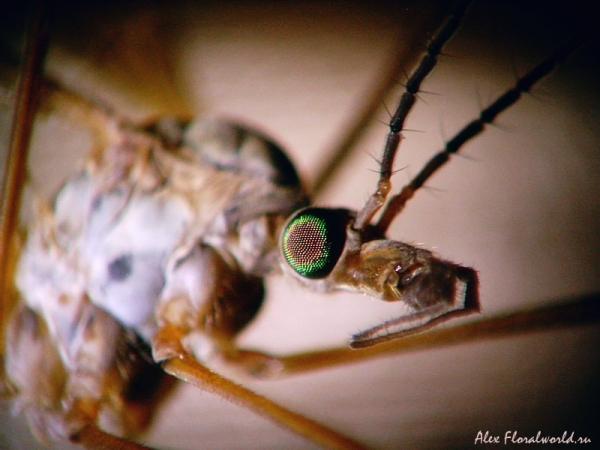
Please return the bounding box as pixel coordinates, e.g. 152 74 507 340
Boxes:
1 1 599 449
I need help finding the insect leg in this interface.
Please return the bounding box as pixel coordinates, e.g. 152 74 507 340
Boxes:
153 323 368 450
70 424 155 450
234 292 600 377
151 243 367 449
161 354 367 450
0 2 48 351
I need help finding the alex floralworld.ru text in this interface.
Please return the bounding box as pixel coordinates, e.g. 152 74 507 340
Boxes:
475 430 591 445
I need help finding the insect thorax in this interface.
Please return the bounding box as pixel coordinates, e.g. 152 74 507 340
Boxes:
15 117 308 355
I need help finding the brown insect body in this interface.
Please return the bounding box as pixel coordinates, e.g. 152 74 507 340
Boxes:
5 114 309 442
5 100 476 445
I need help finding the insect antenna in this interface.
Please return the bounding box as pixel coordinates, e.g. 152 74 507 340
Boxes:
375 28 590 234
353 0 473 231
309 5 458 198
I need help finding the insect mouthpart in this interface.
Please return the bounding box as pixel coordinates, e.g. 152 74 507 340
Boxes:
351 256 480 348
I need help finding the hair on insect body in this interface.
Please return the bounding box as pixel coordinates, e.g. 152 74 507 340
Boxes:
1 1 599 449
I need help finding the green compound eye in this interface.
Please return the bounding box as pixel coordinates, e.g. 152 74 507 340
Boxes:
282 208 347 279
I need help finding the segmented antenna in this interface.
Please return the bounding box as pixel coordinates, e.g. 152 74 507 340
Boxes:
353 0 473 231
375 29 589 234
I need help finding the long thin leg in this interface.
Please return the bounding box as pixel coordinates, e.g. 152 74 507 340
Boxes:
235 292 600 378
0 1 49 351
153 325 367 450
70 424 155 450
375 28 590 234
353 0 473 231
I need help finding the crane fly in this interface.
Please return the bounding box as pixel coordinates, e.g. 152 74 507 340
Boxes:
1 1 599 449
